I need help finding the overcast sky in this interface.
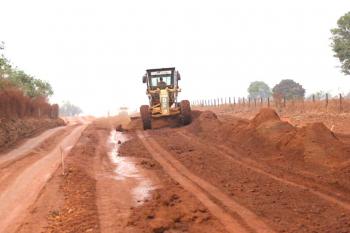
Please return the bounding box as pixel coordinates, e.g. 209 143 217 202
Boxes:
1 0 350 115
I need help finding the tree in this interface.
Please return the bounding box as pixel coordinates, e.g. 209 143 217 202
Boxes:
0 58 53 97
272 79 305 100
59 101 82 116
331 12 350 75
247 81 271 99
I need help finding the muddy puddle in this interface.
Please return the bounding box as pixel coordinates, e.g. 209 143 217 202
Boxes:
108 130 155 206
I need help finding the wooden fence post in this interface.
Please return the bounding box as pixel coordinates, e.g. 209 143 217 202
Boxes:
326 93 329 110
268 97 270 107
60 146 65 175
340 93 343 112
283 97 286 108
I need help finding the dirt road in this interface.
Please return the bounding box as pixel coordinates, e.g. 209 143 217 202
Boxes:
0 123 87 233
1 110 349 233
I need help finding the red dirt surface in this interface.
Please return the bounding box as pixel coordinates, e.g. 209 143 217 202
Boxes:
3 109 350 233
0 123 86 233
138 108 350 232
121 135 228 233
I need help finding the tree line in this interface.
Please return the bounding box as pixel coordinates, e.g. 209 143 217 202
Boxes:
248 79 350 101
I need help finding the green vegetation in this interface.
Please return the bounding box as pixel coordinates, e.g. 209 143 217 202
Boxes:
247 81 272 99
0 43 53 98
59 101 82 116
272 79 305 100
331 11 350 75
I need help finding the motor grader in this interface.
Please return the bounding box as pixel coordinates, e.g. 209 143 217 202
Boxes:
140 67 191 130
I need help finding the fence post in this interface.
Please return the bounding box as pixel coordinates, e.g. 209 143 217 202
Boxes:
234 97 236 106
254 98 256 108
312 94 315 103
60 146 65 175
268 97 270 107
326 93 329 110
260 97 263 106
283 97 286 108
248 97 251 107
340 93 343 112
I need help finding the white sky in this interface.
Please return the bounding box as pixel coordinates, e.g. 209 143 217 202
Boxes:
1 0 350 116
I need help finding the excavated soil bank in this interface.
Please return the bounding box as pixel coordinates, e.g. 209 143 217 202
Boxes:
0 118 65 151
187 108 350 166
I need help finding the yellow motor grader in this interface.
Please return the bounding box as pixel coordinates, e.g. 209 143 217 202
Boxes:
140 67 191 130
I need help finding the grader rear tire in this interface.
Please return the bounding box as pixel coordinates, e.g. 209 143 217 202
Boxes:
140 105 152 130
180 100 192 125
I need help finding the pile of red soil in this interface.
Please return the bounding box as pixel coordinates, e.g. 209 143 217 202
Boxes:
0 117 65 150
187 111 222 138
281 122 347 165
189 108 349 166
249 108 281 127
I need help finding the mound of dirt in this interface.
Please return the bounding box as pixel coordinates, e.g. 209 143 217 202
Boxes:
189 108 349 166
281 122 348 165
187 111 222 138
304 122 339 144
249 108 280 127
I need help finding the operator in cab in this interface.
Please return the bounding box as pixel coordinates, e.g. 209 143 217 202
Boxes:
157 77 167 89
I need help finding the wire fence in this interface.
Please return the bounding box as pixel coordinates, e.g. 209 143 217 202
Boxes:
191 94 350 114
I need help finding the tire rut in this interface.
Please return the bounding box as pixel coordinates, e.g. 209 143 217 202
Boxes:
137 130 275 233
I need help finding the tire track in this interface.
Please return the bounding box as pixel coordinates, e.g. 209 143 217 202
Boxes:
137 130 275 233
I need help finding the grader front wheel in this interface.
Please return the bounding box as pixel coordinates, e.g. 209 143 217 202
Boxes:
140 105 152 130
180 100 192 125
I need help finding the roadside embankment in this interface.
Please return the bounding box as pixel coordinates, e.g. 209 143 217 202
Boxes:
0 117 65 150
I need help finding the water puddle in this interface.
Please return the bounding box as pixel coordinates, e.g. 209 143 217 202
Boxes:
108 130 155 206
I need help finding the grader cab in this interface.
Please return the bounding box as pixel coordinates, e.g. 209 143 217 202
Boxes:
140 67 191 130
